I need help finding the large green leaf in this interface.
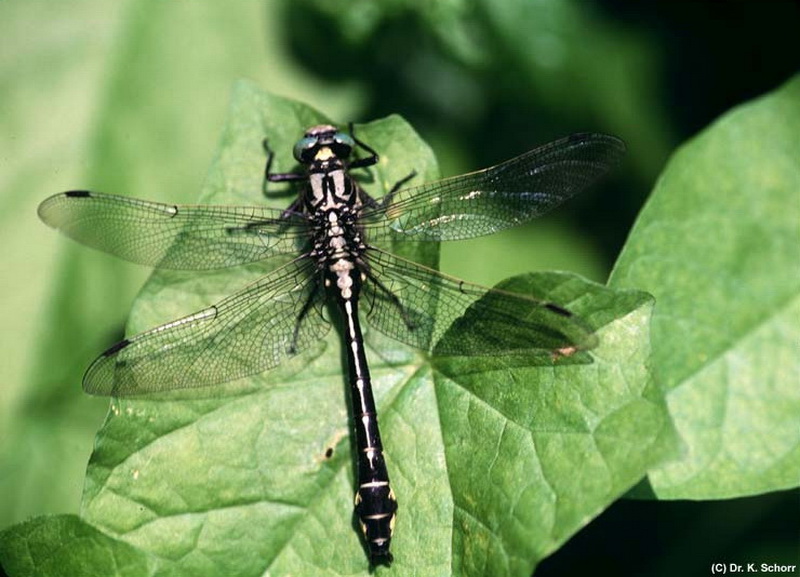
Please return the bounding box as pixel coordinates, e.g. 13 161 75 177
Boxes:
609 76 800 498
1 84 668 576
0 515 154 577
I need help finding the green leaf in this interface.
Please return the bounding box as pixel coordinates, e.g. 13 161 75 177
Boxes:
3 84 669 576
431 276 668 575
609 75 800 498
3 0 327 536
0 515 153 577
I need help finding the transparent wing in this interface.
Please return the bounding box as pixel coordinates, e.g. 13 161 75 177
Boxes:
361 247 596 357
363 133 625 242
83 258 328 395
38 191 309 270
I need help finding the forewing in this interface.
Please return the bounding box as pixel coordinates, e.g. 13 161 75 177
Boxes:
364 133 625 242
38 191 308 270
83 258 327 395
362 247 596 357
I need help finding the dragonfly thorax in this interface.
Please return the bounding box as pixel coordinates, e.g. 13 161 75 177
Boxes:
306 168 361 212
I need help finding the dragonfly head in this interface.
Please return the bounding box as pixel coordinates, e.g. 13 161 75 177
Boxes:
293 125 355 165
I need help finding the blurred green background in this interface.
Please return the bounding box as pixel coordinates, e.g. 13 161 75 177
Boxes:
1 1 797 575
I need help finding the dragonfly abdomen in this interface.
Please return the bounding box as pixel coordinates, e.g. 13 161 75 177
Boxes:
338 290 397 563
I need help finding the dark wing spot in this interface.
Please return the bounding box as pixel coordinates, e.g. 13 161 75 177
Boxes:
545 303 573 317
102 338 131 357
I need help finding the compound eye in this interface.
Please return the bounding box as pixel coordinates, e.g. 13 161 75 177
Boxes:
293 136 318 162
330 132 355 157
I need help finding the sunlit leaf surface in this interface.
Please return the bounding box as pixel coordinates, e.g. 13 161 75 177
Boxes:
2 84 664 576
610 75 800 498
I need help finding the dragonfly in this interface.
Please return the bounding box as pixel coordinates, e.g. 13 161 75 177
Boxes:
38 124 625 564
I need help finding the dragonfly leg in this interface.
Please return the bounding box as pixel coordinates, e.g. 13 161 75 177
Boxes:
358 169 418 211
347 123 379 170
388 170 417 195
365 271 418 332
261 138 277 197
376 170 418 208
288 277 323 354
262 137 307 198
